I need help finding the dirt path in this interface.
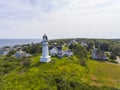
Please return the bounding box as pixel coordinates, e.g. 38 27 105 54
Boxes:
116 56 120 64
105 56 120 65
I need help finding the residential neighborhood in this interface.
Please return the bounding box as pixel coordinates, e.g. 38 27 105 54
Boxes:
0 38 118 63
0 45 32 59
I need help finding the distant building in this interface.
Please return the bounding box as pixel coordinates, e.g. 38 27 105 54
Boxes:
49 47 58 56
81 42 87 47
68 39 77 46
64 50 73 57
14 50 31 58
49 46 73 58
13 45 22 51
57 46 64 58
49 46 64 57
0 48 10 55
92 48 108 60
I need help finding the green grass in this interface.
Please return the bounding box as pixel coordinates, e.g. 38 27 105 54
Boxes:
0 55 120 90
87 60 120 89
62 46 69 51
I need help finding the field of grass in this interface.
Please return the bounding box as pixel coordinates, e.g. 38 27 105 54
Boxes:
87 60 120 89
0 55 120 90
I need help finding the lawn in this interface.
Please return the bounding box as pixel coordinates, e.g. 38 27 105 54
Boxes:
0 55 120 90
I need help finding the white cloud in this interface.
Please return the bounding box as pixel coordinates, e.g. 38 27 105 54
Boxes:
0 0 120 39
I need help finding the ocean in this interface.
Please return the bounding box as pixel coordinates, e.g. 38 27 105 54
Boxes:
0 39 41 48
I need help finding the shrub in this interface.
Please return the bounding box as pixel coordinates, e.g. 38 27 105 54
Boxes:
80 59 87 66
73 44 88 60
7 50 16 56
21 58 31 66
4 56 17 62
109 54 116 60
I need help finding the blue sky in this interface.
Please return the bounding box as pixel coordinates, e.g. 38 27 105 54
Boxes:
0 0 120 39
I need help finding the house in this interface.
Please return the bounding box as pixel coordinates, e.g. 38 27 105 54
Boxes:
14 50 31 58
68 39 77 46
0 48 10 55
49 45 73 58
57 46 64 58
49 46 64 58
81 42 87 47
64 50 73 57
92 48 108 60
49 47 58 56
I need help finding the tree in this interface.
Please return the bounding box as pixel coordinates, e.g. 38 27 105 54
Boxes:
22 44 42 54
21 58 31 66
69 44 74 51
73 44 88 59
7 50 16 56
100 43 109 51
112 47 120 56
87 42 94 51
109 54 116 60
4 56 17 62
73 44 89 66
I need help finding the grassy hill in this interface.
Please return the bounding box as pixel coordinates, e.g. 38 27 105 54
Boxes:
0 55 120 90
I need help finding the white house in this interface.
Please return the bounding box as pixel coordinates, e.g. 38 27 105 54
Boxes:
49 46 64 58
0 49 9 55
92 48 98 59
68 39 77 46
49 46 73 58
81 42 88 47
64 50 73 57
14 50 31 58
57 46 64 58
49 47 58 56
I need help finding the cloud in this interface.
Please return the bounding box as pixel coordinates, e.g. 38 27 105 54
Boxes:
54 0 119 16
0 0 120 39
0 0 69 20
0 0 119 20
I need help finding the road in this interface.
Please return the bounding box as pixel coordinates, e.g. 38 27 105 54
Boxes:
116 56 120 64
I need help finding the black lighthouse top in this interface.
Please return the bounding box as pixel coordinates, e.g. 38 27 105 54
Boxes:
43 33 48 41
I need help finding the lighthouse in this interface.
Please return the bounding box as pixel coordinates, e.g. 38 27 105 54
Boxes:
40 33 51 62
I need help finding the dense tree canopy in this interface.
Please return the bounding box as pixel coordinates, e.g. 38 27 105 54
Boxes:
73 44 88 59
99 43 110 51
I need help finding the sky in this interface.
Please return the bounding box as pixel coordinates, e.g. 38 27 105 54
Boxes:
0 0 120 39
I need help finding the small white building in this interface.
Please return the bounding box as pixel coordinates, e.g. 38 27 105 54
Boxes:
0 49 9 55
49 46 64 58
81 42 87 47
68 39 77 46
50 46 73 58
49 47 58 56
64 50 73 57
14 50 31 58
57 47 64 58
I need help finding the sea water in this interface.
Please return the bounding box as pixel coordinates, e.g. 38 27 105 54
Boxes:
0 39 41 47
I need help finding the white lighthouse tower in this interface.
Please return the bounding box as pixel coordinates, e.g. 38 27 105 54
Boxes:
40 33 51 62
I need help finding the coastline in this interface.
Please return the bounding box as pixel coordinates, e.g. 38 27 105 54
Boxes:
0 39 41 48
